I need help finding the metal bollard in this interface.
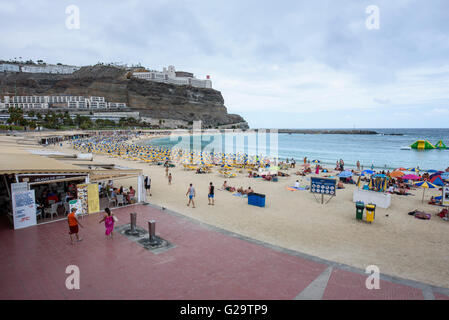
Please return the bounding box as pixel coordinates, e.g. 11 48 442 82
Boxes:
129 212 138 235
148 220 160 245
148 220 156 240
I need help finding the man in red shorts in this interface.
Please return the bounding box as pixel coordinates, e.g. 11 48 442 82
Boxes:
68 207 84 244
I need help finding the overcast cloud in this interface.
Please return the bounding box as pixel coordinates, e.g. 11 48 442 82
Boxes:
1 0 448 128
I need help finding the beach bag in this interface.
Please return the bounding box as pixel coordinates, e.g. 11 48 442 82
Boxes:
438 209 448 218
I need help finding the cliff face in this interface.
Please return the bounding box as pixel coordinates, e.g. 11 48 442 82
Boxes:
0 65 248 128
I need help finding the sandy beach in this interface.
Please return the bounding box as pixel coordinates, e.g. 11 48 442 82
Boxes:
5 132 449 289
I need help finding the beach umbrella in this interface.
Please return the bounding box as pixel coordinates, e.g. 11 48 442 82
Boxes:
430 176 444 186
396 167 407 171
402 174 420 180
414 181 438 203
361 169 374 175
441 172 449 180
338 170 353 178
312 160 321 163
389 170 404 178
374 174 386 178
408 168 420 173
427 169 438 173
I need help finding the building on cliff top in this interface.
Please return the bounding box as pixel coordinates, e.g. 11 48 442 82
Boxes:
0 64 20 73
21 64 81 74
133 65 212 89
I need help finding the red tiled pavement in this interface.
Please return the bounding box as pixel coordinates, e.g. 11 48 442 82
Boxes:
434 293 449 300
0 204 445 300
0 204 326 300
322 269 424 300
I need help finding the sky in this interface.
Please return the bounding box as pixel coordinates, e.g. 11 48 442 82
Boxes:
1 0 448 128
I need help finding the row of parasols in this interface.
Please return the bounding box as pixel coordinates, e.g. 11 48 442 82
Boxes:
336 167 448 202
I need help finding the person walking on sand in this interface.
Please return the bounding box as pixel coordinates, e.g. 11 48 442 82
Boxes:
165 166 169 177
186 183 196 208
357 160 360 171
67 207 84 244
168 173 172 185
99 207 115 239
208 182 215 205
144 175 151 196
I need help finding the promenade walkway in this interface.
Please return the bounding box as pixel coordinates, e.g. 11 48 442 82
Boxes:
1 204 448 300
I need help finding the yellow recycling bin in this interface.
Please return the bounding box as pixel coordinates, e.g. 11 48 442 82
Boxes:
365 204 376 223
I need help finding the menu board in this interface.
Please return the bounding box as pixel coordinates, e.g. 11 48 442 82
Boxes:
76 184 88 215
12 190 37 229
87 183 100 214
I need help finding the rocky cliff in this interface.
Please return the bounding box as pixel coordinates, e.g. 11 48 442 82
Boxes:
0 65 248 129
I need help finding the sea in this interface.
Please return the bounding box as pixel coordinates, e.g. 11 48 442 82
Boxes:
141 128 449 171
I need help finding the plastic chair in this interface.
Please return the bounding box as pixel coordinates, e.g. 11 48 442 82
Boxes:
108 195 117 207
116 194 125 206
44 202 59 220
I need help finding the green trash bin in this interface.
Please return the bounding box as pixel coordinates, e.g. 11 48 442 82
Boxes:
356 201 365 220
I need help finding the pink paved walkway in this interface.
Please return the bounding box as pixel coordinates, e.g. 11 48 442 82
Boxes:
0 204 447 300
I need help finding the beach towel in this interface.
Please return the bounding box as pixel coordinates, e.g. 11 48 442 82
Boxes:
233 193 247 198
408 210 431 220
286 186 307 191
414 213 431 220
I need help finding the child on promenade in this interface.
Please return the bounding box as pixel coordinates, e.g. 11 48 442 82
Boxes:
99 207 115 239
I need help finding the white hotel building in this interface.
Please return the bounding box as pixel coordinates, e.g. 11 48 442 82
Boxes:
21 64 81 74
0 64 20 73
133 65 212 89
1 95 127 110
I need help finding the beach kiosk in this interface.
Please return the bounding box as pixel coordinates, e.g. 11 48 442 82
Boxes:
443 186 449 207
0 148 144 230
353 176 391 209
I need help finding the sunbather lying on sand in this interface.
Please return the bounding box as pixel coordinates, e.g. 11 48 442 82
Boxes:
394 188 412 195
237 186 253 195
262 174 272 181
222 181 236 192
